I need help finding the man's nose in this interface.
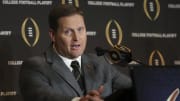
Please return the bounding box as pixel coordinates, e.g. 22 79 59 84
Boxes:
72 31 79 41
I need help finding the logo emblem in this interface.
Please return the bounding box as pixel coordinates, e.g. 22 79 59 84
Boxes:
167 88 180 101
143 0 160 21
105 19 123 48
148 50 165 66
21 17 40 47
61 0 79 7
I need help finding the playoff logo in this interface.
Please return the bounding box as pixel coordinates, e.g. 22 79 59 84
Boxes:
105 19 123 48
148 50 165 66
21 17 40 47
167 88 179 101
61 0 79 7
143 0 160 21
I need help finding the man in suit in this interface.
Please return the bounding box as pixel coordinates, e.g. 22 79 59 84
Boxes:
19 4 132 101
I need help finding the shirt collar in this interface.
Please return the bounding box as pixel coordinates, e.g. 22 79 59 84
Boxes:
53 44 81 72
59 55 81 72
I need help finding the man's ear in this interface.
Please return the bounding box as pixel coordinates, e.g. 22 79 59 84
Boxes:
49 29 55 42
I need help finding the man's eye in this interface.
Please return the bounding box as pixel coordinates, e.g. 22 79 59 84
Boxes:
78 27 84 32
64 30 72 35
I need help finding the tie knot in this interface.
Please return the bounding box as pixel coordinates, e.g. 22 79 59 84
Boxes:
71 61 80 70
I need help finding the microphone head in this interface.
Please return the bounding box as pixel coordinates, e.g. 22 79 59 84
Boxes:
95 47 108 56
104 45 132 64
117 45 132 63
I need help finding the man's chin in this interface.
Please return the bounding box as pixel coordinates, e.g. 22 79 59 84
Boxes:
69 53 82 59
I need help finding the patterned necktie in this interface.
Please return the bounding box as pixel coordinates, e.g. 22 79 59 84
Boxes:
71 61 81 80
71 61 85 91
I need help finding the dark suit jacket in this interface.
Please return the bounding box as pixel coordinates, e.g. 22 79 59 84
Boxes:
19 45 132 101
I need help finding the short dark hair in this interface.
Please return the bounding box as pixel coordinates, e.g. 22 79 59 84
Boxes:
48 4 84 31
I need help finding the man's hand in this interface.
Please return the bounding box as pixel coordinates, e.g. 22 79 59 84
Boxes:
80 85 104 101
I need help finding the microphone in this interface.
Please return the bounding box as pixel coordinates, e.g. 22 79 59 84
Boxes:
95 47 108 56
95 45 132 64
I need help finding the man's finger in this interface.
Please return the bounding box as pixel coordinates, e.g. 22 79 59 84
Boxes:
80 96 88 101
88 90 100 96
98 85 104 94
86 95 104 101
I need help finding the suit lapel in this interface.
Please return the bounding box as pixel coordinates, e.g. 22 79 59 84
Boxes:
45 45 83 96
82 55 97 92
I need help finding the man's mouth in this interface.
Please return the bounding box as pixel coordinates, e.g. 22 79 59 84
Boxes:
71 44 80 50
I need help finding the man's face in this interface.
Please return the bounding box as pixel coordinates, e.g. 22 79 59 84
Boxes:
50 14 87 59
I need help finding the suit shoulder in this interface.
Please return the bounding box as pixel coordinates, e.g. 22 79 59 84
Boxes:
84 53 111 68
24 55 45 64
21 55 46 70
84 53 106 63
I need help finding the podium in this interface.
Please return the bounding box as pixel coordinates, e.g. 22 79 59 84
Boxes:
131 66 180 101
